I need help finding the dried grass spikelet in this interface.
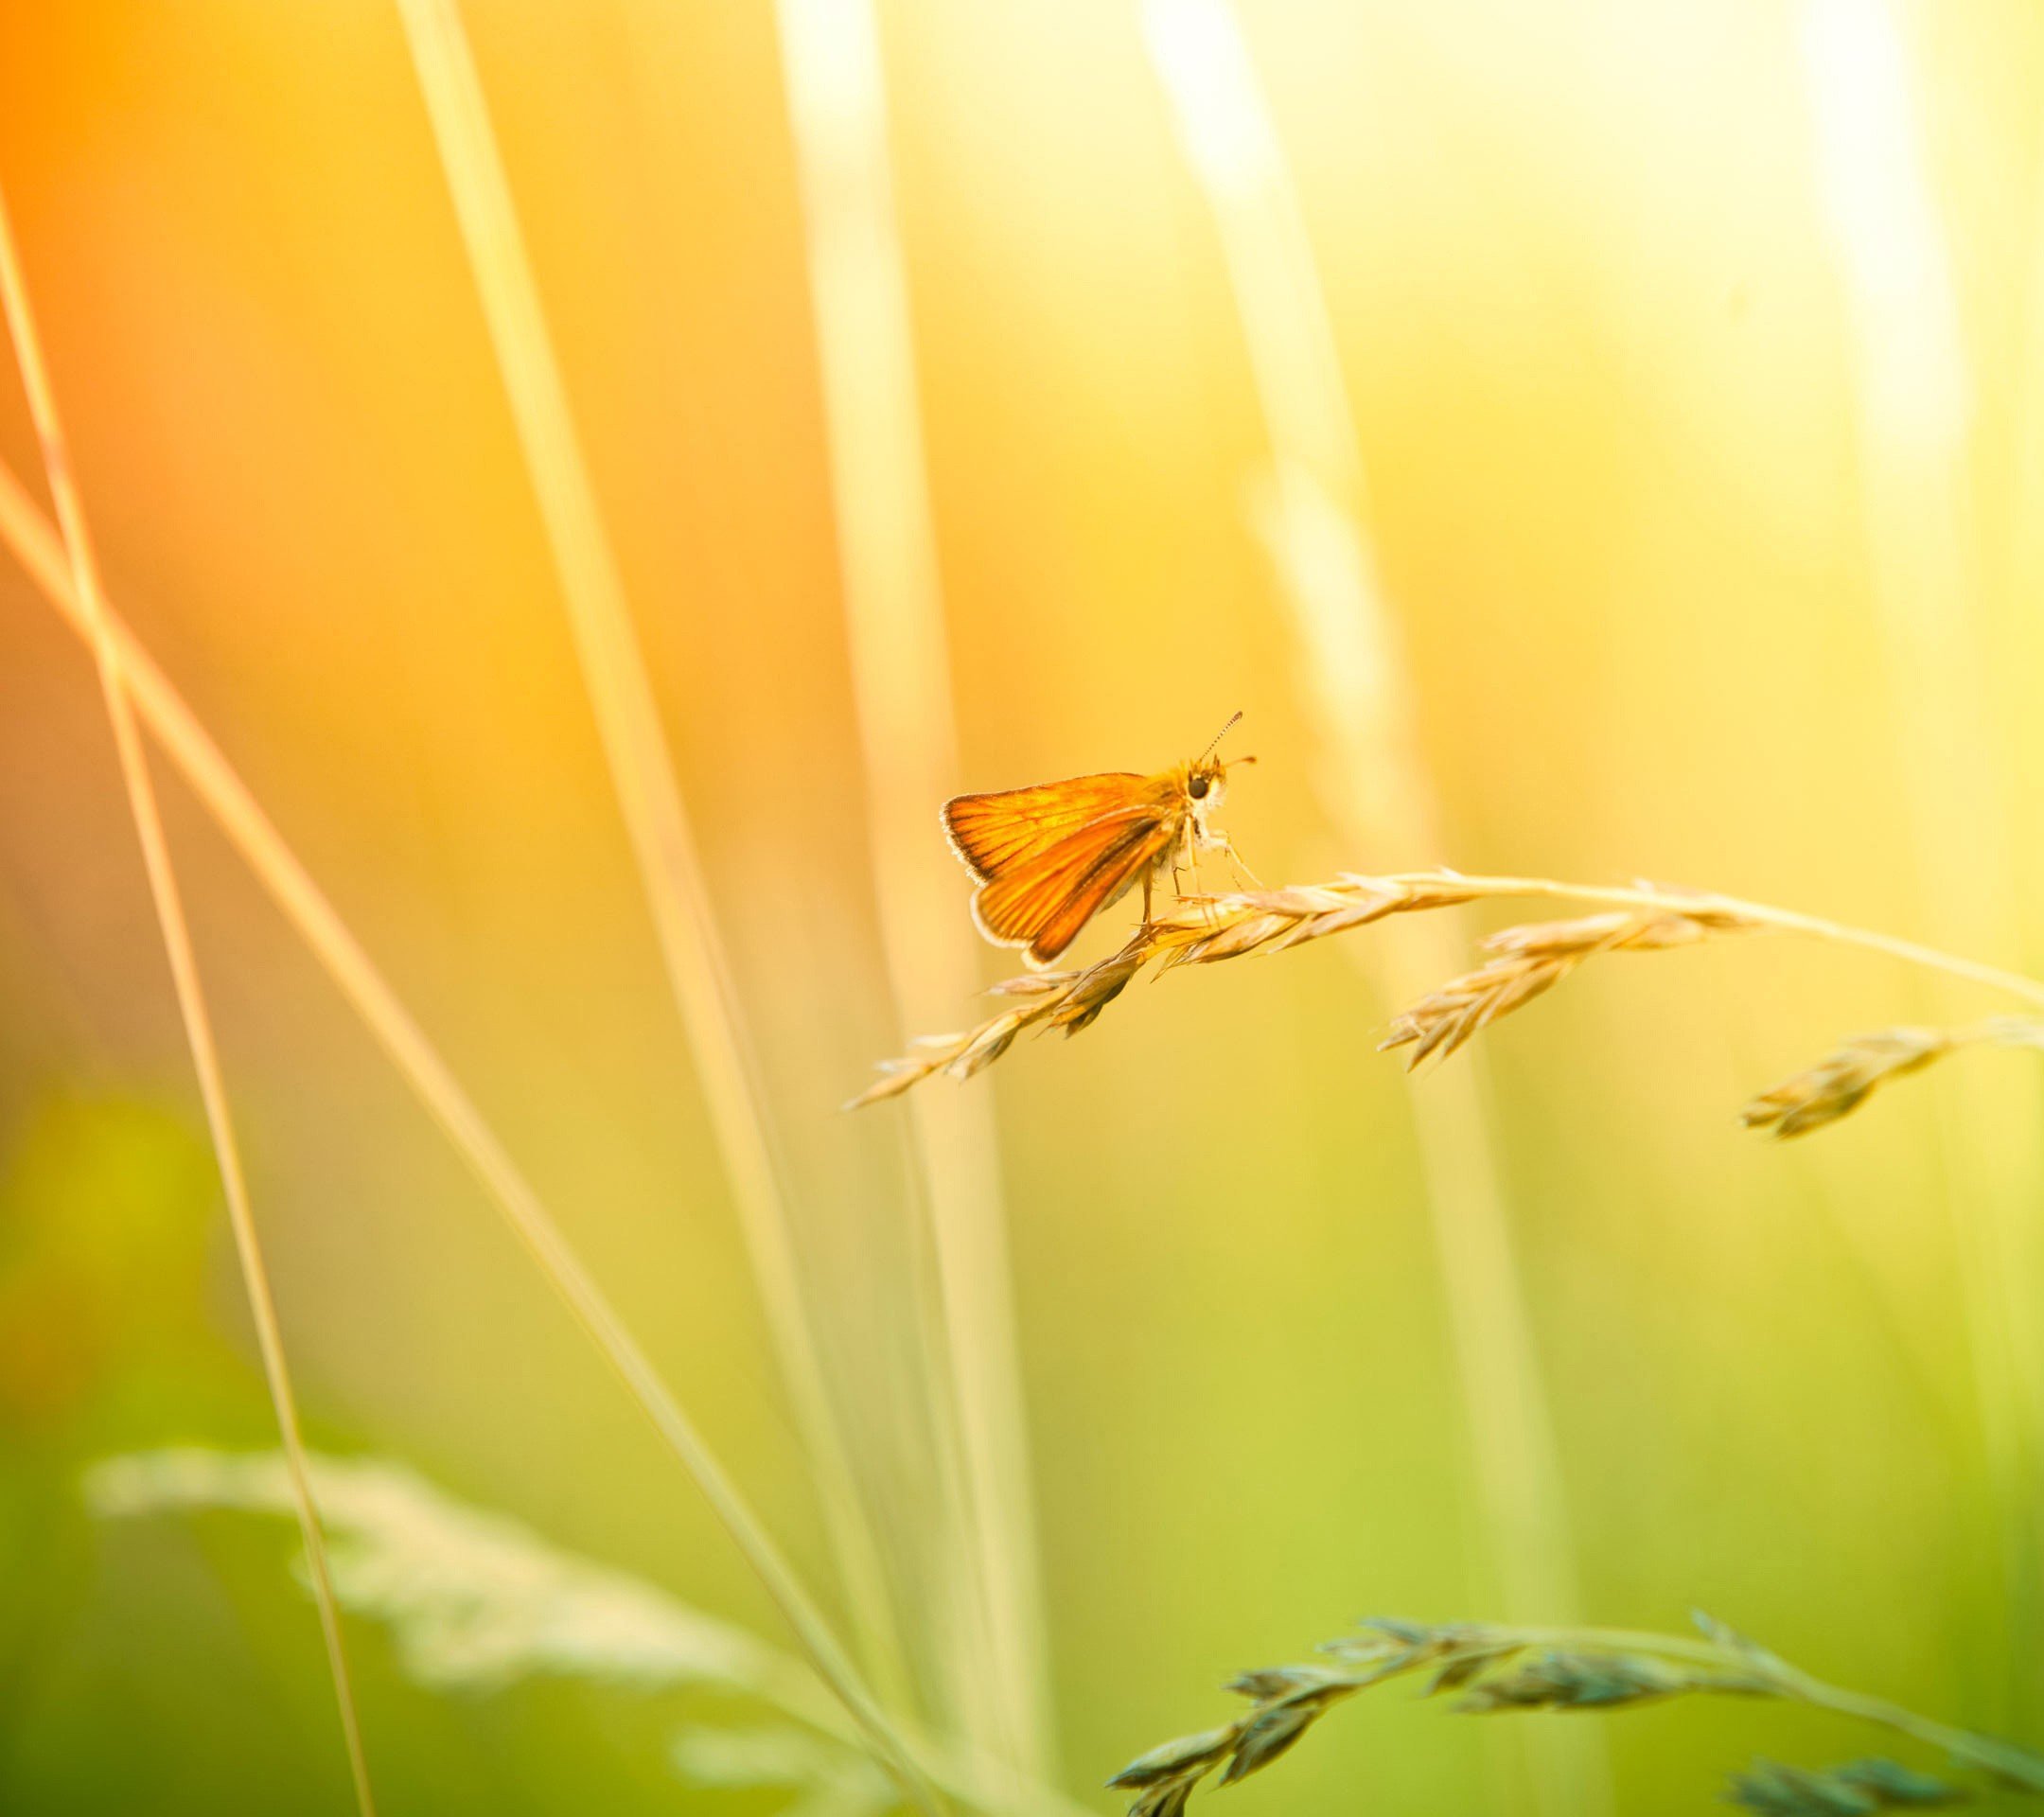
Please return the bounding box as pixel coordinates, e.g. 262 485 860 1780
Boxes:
843 944 1152 1109
850 883 1754 1108
852 868 2044 1139
1741 1028 1957 1139
1742 1016 2044 1139
845 876 1476 1109
1378 907 1757 1068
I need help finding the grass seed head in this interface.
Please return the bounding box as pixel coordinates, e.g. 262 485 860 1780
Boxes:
851 871 2042 1143
1380 909 1754 1068
1724 1757 1965 1815
1740 1029 1955 1138
1110 1614 2042 1817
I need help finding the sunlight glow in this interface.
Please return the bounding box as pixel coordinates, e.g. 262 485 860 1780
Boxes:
1799 0 1968 443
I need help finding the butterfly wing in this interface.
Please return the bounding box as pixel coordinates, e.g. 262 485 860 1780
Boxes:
943 773 1156 884
972 808 1178 964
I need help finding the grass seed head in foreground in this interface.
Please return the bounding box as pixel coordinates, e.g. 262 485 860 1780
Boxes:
1108 1612 2044 1817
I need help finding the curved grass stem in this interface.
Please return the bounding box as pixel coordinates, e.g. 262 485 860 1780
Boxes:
388 0 935 1802
1403 873 2044 1014
777 0 1054 1771
852 869 2044 1122
0 185 376 1815
1504 1623 2044 1792
0 441 933 1811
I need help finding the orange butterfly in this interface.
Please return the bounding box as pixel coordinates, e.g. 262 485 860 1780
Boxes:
943 714 1257 967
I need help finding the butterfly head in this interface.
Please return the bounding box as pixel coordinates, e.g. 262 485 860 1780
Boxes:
1185 755 1228 810
1186 711 1253 820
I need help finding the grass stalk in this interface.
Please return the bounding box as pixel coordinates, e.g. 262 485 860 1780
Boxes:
852 870 2044 1136
775 0 1055 1775
0 187 378 1817
1799 0 2044 1716
1381 873 2044 1011
388 0 925 1762
0 438 931 1807
1138 7 1605 1811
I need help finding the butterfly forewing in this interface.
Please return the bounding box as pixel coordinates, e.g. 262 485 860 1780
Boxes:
943 772 1159 883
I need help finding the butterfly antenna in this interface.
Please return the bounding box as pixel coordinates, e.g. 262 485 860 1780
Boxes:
1196 710 1243 765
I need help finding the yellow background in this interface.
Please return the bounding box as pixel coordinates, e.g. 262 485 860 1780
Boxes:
2 3 2042 1812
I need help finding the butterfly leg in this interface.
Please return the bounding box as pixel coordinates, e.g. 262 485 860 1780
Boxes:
1219 837 1262 890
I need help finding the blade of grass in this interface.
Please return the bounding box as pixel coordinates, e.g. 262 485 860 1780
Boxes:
775 0 1055 1776
1139 9 1607 1814
386 0 925 1765
0 437 929 1807
1799 0 2044 1723
0 186 378 1817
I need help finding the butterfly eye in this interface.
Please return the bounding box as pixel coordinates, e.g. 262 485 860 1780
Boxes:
1188 774 1209 800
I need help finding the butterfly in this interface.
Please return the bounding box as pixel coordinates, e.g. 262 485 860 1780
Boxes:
942 714 1256 967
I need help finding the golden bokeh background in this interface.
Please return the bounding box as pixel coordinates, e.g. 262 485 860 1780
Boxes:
4 2 2044 1812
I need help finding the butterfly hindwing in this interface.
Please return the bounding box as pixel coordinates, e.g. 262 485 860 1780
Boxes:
972 809 1177 964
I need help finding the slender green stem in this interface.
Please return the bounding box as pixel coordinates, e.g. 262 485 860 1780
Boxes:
389 1 931 1804
0 186 376 1814
1139 9 1608 1811
0 449 937 1812
776 0 1054 1772
1501 1624 2044 1791
779 1676 1102 1817
1799 7 2044 1723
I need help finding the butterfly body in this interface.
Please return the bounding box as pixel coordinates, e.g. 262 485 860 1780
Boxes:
943 723 1252 966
